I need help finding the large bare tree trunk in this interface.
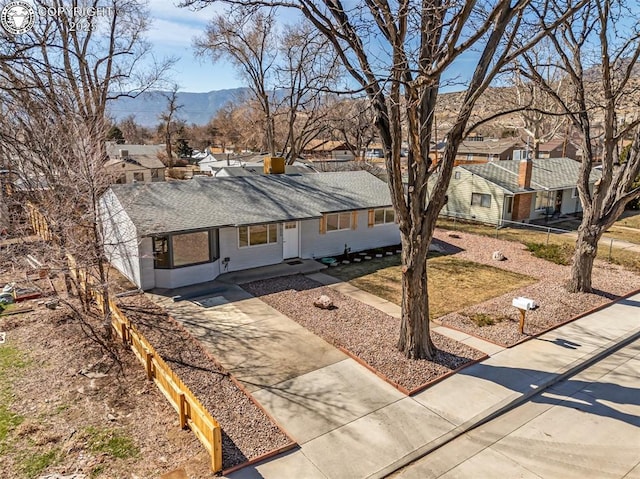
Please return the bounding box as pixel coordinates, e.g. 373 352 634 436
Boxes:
398 235 435 358
568 222 601 293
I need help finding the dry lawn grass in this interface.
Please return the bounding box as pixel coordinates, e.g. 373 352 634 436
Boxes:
330 255 536 320
615 211 640 230
437 218 640 272
604 225 640 245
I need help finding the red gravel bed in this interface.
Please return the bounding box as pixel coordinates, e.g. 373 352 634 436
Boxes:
241 275 485 393
115 294 292 471
432 229 640 346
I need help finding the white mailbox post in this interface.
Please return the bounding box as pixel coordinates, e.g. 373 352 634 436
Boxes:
512 297 537 334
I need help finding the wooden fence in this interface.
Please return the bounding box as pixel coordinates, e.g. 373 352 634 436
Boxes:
69 261 223 472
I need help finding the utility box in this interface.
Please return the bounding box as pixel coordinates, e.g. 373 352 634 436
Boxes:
263 156 285 174
512 297 536 310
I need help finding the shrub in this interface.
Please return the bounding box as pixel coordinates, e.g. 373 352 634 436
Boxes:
525 242 573 265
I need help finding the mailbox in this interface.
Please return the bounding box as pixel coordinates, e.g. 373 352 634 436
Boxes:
512 297 537 335
512 297 536 310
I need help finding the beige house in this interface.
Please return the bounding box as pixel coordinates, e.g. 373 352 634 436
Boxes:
438 157 601 224
105 144 166 184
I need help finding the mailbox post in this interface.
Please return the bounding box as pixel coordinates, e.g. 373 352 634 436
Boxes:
512 297 536 334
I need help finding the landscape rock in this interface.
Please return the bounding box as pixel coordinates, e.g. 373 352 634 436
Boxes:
313 295 334 310
492 250 506 261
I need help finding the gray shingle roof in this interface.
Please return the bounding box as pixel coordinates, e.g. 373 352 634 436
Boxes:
459 158 601 194
108 171 392 236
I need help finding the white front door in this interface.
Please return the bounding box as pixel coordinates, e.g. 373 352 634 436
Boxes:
283 221 299 259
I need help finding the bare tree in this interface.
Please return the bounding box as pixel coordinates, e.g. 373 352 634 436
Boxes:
0 0 172 338
520 0 640 292
158 85 184 166
195 9 279 154
183 0 581 359
329 98 377 159
275 22 341 163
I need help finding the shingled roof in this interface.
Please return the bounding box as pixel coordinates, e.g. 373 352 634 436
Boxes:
459 157 601 194
107 171 392 236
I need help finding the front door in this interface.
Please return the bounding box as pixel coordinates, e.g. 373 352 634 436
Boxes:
283 221 299 259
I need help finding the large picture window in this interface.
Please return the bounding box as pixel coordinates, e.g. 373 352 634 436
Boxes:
153 229 218 269
172 231 210 267
471 193 491 208
238 224 278 247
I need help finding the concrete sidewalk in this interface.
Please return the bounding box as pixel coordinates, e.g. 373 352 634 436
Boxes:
227 291 640 479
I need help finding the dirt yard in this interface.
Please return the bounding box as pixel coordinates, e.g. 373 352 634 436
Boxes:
0 300 214 479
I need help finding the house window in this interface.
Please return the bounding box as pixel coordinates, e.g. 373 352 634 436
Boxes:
374 208 395 225
115 174 126 184
535 191 554 211
153 230 218 269
172 231 211 267
454 171 461 179
151 168 161 182
466 154 473 161
153 237 170 268
133 172 144 182
471 193 491 208
238 224 278 247
326 212 351 231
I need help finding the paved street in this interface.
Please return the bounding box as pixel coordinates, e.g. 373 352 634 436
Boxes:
392 337 640 479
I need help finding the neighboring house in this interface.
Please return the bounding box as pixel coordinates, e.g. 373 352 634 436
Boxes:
451 138 523 165
537 138 579 159
197 153 244 173
439 157 601 224
213 164 317 177
105 144 166 184
303 140 355 161
198 153 314 175
100 171 400 290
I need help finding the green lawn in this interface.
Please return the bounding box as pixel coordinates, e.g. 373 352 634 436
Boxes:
329 255 536 320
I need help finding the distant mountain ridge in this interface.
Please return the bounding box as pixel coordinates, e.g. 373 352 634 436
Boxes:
107 87 251 127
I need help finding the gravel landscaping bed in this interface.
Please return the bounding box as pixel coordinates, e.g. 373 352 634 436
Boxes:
115 294 292 471
432 229 640 346
242 275 485 393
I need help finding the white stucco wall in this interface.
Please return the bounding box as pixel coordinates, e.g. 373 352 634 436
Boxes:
299 210 400 259
218 226 284 273
153 260 221 289
99 190 142 288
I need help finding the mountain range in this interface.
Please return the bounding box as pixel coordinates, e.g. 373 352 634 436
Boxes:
107 88 251 127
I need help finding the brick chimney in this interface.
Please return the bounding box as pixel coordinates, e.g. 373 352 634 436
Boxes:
518 157 533 189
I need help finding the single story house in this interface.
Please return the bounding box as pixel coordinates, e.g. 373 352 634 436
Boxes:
537 138 579 160
302 140 355 161
449 138 524 165
438 157 601 224
105 144 166 184
100 171 400 290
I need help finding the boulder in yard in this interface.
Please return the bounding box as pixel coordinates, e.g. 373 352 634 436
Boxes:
313 295 334 310
492 250 506 261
